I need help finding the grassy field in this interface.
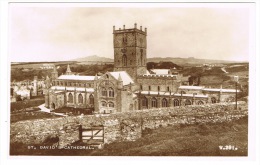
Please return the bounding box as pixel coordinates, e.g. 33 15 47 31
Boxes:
11 97 45 112
10 111 61 123
10 96 61 123
10 116 248 156
53 107 93 116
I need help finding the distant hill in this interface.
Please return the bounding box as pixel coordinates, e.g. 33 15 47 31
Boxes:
72 55 113 62
72 55 247 65
147 57 247 65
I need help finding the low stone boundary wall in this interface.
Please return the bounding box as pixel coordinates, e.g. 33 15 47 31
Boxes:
10 102 248 148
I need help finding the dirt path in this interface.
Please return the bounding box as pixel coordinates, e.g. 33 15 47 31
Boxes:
38 104 68 117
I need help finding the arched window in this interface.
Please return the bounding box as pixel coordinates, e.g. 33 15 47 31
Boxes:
167 86 170 91
68 93 73 103
101 87 107 97
140 85 143 90
197 100 204 105
108 87 114 97
108 102 114 107
122 55 127 66
162 98 168 107
89 94 94 105
78 94 83 104
142 97 148 108
148 86 151 91
211 97 217 104
101 101 106 107
185 99 192 106
173 99 180 107
140 49 143 66
158 86 160 91
151 97 157 108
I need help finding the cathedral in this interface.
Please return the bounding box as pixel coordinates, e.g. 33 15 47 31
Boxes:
45 24 238 113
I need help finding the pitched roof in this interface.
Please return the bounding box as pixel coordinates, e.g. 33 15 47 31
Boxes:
179 86 205 90
203 88 240 93
150 69 170 75
109 71 134 86
138 91 208 98
51 86 94 92
57 75 97 81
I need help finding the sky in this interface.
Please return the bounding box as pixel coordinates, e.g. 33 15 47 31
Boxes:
9 3 254 62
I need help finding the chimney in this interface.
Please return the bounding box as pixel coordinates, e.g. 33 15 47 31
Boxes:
134 23 137 29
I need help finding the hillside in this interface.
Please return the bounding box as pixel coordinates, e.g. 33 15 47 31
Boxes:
147 57 246 65
73 55 246 65
72 55 113 62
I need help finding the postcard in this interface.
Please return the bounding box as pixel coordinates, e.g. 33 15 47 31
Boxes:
1 1 258 165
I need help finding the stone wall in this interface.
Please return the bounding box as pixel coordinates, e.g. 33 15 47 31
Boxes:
10 102 247 148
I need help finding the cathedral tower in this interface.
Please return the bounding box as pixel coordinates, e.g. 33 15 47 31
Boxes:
113 23 147 80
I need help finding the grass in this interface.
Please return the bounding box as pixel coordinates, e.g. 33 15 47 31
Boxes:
10 116 248 156
11 97 45 112
52 107 93 116
10 111 61 123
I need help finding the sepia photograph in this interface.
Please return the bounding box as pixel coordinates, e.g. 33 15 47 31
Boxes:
5 1 257 159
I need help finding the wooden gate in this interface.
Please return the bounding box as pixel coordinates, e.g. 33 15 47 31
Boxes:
79 125 104 145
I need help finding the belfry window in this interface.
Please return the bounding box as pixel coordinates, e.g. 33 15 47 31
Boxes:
122 55 127 66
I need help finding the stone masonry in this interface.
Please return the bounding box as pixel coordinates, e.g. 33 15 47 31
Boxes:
10 102 247 148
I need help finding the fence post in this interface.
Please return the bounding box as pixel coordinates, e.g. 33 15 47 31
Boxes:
79 125 82 141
